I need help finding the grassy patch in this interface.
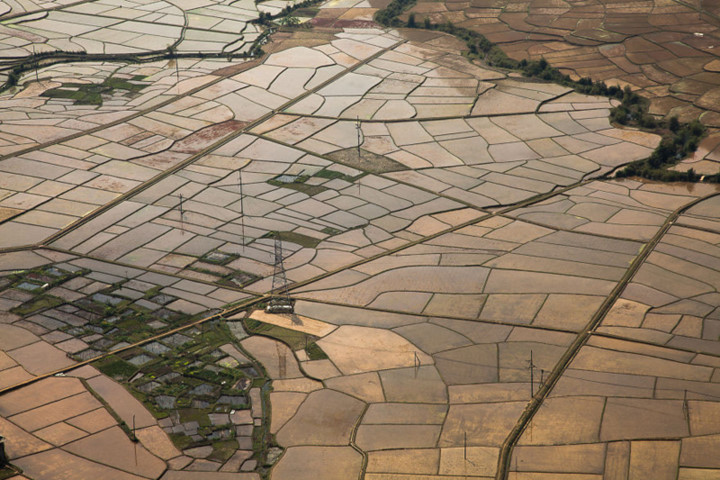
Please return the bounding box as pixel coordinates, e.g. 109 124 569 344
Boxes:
153 380 191 397
115 317 157 343
255 381 278 470
187 266 223 277
208 439 238 462
252 425 265 455
268 176 328 196
321 226 342 235
186 366 235 385
10 294 64 316
178 408 213 427
132 390 170 419
292 6 319 15
328 148 407 174
42 86 100 104
195 324 234 345
245 309 325 369
104 78 144 91
96 356 138 380
313 168 356 182
244 318 319 352
305 341 328 361
0 467 20 480
169 433 193 450
143 286 162 299
41 76 145 106
261 230 321 249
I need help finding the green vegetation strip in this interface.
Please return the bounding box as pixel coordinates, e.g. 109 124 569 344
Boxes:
244 317 328 360
254 0 325 28
41 77 146 106
1 42 266 93
0 466 22 480
375 1 717 183
260 230 322 249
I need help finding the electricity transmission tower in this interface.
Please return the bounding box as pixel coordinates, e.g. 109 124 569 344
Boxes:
266 233 294 314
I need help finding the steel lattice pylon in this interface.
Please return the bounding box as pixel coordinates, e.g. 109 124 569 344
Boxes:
266 233 294 314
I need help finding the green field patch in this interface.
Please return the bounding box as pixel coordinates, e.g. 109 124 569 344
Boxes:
313 168 356 182
96 356 138 380
305 341 328 360
321 226 342 235
244 318 308 350
243 317 328 361
208 439 239 462
10 294 64 316
42 76 146 106
261 230 321 249
268 174 328 196
327 148 407 174
0 466 21 480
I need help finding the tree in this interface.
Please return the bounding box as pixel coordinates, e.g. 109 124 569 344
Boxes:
278 14 300 26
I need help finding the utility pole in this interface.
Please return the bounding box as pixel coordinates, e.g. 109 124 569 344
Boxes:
463 431 467 460
355 116 362 160
178 193 184 233
529 350 535 398
238 169 245 250
355 117 362 195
